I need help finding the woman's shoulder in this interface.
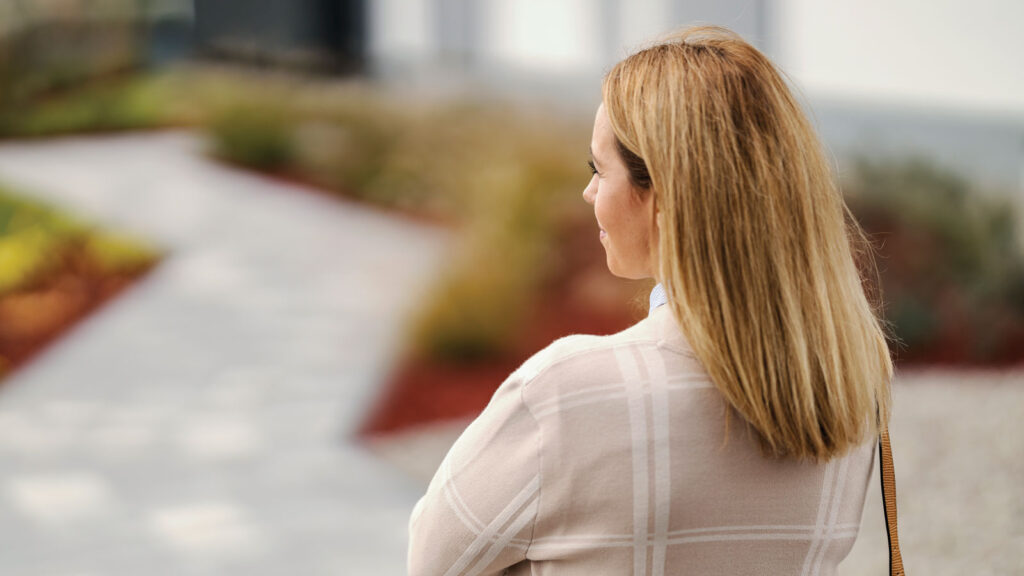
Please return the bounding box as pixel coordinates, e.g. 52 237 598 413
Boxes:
511 315 665 386
516 306 697 383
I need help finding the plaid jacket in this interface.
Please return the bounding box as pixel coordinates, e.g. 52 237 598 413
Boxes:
408 298 876 576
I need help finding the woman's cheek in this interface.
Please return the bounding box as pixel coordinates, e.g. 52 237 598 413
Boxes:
595 194 610 231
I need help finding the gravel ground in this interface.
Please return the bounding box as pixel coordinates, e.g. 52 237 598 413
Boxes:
369 367 1024 575
843 368 1024 576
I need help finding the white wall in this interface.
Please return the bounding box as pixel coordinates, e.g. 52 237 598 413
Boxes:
369 0 434 60
368 0 768 81
483 0 600 73
776 0 1024 116
617 0 671 58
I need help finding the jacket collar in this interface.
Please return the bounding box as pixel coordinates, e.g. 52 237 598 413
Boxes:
648 282 668 316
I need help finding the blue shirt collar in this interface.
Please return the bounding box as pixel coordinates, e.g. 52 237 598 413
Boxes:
648 282 667 317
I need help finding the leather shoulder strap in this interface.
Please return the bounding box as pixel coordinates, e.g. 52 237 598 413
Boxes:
878 424 905 576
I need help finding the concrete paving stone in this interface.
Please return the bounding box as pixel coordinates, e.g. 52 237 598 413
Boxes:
6 470 118 526
148 500 270 556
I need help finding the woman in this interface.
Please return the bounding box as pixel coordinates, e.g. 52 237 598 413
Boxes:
408 25 897 576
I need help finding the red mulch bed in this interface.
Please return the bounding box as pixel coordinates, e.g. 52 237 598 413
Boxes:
0 247 156 383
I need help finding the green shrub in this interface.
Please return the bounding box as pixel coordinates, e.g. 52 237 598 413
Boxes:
844 157 1024 363
0 188 78 292
0 229 64 293
407 161 551 361
404 115 586 362
85 231 159 275
207 94 296 170
289 88 453 216
0 72 189 138
0 15 139 106
849 157 1019 285
0 10 154 136
0 185 160 294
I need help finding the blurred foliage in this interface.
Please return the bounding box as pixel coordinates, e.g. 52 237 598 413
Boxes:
0 4 196 138
84 231 160 276
207 92 296 170
0 187 82 292
845 157 1024 364
0 5 142 109
0 185 160 295
406 137 581 362
0 5 194 139
375 105 585 361
0 72 194 138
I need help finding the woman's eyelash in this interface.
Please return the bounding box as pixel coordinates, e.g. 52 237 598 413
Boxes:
587 160 598 175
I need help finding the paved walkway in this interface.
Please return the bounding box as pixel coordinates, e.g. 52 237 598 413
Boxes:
0 131 450 575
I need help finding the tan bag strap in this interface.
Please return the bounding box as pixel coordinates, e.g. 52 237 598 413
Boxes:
878 420 905 576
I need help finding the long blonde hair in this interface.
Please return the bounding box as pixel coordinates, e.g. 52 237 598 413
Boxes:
603 26 894 462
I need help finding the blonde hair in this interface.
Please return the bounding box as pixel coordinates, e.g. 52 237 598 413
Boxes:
603 26 894 462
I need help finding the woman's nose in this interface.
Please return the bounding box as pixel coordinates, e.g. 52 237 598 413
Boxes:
582 178 596 205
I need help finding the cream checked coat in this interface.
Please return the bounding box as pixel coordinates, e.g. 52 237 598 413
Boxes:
408 286 877 575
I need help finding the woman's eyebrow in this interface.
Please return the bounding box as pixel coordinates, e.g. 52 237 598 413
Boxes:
589 147 602 166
